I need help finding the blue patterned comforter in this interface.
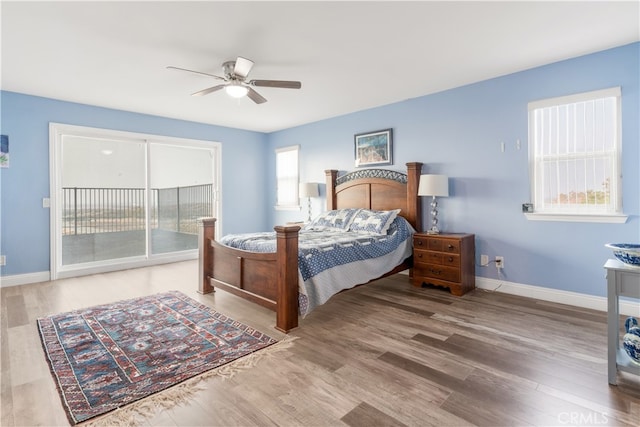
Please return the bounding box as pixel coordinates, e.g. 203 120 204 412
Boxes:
220 217 415 316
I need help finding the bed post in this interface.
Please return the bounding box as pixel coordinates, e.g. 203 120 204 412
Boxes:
325 169 338 210
274 224 301 333
406 162 423 232
198 217 216 294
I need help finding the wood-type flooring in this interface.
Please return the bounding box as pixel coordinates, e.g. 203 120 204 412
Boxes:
2 260 639 426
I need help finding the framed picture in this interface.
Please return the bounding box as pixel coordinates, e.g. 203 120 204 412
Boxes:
0 135 8 168
354 128 393 167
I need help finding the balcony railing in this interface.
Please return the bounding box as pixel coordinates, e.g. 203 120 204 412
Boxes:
62 184 213 236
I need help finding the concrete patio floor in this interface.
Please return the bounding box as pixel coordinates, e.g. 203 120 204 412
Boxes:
62 229 197 265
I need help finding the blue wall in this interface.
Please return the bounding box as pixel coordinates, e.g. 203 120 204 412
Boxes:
268 42 640 298
0 92 268 276
1 43 638 300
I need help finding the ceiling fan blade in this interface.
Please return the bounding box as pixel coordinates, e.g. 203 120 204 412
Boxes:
167 66 225 80
249 79 302 89
191 84 226 97
233 57 254 79
246 87 267 104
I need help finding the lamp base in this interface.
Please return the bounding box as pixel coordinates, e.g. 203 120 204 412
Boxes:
306 197 313 223
427 196 441 235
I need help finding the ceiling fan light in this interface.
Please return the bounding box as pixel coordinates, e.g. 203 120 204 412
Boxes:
225 83 248 98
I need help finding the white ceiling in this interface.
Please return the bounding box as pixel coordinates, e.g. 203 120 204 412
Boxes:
2 1 639 133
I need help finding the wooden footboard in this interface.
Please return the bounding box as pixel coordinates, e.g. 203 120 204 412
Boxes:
198 218 300 333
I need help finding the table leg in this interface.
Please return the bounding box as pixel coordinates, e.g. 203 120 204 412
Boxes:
606 269 619 385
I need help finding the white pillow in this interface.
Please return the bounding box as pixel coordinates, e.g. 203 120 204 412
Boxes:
348 209 401 235
304 208 361 231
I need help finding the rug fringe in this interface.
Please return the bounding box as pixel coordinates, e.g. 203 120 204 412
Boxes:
81 336 298 427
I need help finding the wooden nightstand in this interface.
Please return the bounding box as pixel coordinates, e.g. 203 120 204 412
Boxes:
412 233 475 296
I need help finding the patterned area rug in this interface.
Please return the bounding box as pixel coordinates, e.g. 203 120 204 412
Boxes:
37 291 279 425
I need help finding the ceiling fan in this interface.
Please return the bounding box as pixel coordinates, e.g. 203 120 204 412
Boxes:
167 56 302 104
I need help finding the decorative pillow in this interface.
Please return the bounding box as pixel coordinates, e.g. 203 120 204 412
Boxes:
348 209 401 235
304 208 361 231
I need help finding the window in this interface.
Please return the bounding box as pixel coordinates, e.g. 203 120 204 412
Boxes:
275 145 299 209
527 87 626 223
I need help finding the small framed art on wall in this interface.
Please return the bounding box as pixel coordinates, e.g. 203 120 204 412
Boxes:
354 128 392 167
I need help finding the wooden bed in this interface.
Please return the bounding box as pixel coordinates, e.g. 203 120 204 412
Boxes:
198 162 423 332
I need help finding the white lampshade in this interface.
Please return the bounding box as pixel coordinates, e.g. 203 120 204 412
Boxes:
225 83 249 98
299 182 319 198
418 174 449 197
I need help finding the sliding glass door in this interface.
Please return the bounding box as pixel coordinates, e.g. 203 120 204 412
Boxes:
50 124 220 279
149 143 217 255
60 136 147 265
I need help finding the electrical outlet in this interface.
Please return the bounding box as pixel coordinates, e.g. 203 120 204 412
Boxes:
0 255 5 266
480 254 489 266
495 256 504 269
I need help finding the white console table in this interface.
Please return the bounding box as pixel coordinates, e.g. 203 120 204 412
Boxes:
604 259 640 385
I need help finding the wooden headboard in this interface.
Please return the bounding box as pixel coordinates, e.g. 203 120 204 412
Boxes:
325 162 423 231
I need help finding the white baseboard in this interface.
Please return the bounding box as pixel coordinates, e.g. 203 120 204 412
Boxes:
475 276 639 317
0 271 50 288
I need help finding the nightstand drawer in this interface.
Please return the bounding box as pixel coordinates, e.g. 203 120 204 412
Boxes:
414 250 460 267
415 237 460 253
439 240 460 253
415 264 460 282
414 236 429 249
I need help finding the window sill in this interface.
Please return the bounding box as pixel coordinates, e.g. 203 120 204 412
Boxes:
524 213 628 224
275 205 302 212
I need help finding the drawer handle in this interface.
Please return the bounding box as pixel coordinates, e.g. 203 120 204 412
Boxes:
447 244 454 250
417 240 423 246
417 253 423 259
448 257 454 262
430 269 442 275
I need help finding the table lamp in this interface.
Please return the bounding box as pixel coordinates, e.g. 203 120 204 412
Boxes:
418 174 449 234
299 182 319 222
